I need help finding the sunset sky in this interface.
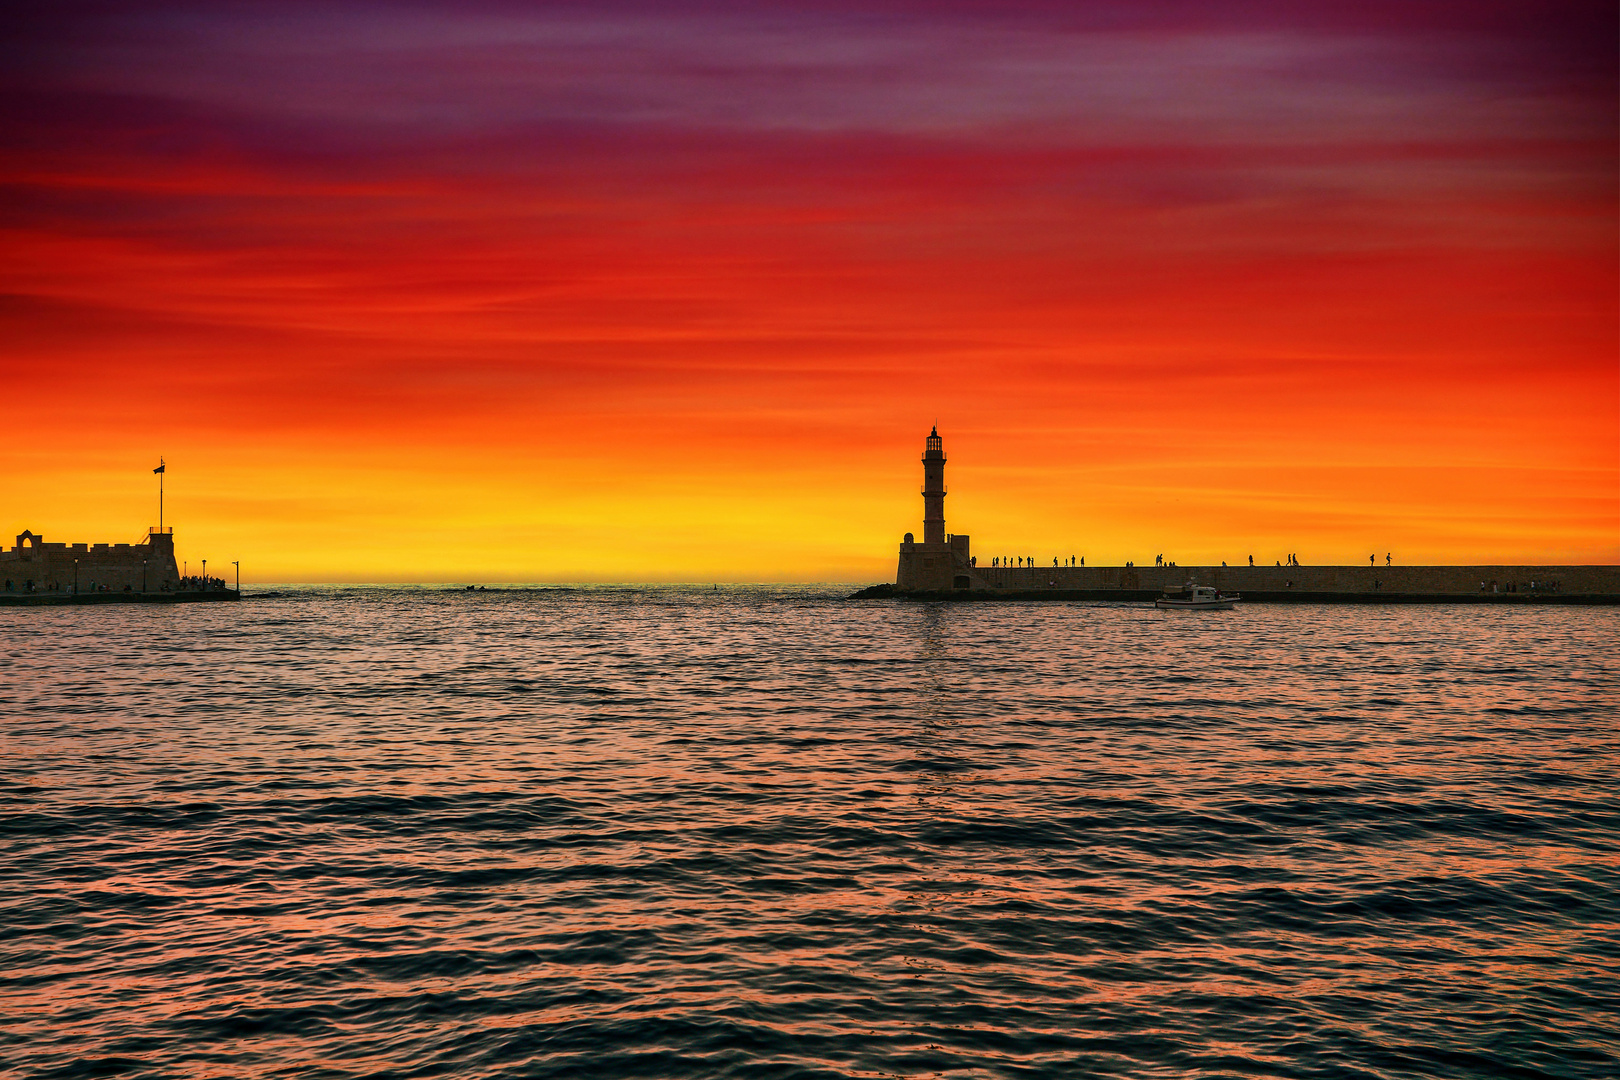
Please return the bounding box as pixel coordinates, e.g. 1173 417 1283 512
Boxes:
4 1 1616 580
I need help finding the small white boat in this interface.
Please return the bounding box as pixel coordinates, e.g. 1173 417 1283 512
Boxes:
1156 584 1238 610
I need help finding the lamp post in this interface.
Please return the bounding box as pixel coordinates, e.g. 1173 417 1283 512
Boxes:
232 560 239 595
202 559 207 590
73 558 78 596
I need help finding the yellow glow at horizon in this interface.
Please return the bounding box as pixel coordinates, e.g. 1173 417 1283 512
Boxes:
6 436 1614 581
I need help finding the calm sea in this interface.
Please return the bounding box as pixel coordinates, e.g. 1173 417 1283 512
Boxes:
3 586 1617 1079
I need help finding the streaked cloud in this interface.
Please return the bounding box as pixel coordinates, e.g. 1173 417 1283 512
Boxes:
2 1 1614 575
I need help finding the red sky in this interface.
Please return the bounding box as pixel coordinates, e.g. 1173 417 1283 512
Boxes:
3 1 1615 580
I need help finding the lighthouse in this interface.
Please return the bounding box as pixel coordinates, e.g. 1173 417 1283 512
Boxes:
922 424 946 545
897 425 976 590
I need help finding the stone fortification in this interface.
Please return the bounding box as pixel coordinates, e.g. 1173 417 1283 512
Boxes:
896 532 976 591
2 529 181 595
890 428 1620 601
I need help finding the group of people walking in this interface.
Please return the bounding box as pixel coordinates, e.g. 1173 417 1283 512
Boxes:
989 556 1084 568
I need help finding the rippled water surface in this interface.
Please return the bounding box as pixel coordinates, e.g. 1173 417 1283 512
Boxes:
3 586 1617 1079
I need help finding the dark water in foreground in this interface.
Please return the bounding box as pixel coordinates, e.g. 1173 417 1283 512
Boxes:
3 586 1617 1080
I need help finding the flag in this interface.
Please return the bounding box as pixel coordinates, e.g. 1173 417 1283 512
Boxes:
153 461 165 474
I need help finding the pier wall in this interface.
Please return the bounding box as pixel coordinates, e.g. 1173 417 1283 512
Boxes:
963 562 1619 597
885 427 1618 603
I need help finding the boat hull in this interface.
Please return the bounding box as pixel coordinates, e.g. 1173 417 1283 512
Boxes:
1155 598 1237 610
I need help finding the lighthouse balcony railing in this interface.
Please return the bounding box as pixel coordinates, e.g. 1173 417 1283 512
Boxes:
148 527 172 535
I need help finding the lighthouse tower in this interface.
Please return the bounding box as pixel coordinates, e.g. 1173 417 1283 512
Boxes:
897 425 977 591
922 424 946 545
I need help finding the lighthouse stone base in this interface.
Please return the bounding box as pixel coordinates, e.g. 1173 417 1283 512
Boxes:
897 533 988 591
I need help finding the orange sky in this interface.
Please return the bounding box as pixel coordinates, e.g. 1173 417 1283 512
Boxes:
3 2 1615 580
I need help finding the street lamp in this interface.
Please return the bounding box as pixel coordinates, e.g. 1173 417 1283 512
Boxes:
232 560 239 595
73 558 78 596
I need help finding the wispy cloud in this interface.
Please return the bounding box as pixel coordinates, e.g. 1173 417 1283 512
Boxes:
2 1 1614 571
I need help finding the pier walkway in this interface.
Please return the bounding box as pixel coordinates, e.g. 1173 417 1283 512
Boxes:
869 563 1620 602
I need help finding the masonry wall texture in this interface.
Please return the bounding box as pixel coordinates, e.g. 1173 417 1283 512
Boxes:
2 530 181 594
962 562 1618 597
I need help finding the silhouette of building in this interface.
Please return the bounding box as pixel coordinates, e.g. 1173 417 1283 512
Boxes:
922 425 946 545
1 528 181 594
897 426 984 591
882 426 1620 599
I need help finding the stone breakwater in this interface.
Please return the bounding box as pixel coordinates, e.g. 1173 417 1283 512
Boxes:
0 590 240 607
856 563 1620 602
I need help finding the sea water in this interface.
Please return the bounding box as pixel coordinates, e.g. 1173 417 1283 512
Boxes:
3 586 1616 1079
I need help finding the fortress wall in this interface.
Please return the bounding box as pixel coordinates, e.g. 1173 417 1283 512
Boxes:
967 563 1620 596
3 551 149 592
2 533 181 593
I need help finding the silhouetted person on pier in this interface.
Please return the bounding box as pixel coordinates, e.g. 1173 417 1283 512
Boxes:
1387 553 1392 566
1370 555 1375 566
1249 555 1254 566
